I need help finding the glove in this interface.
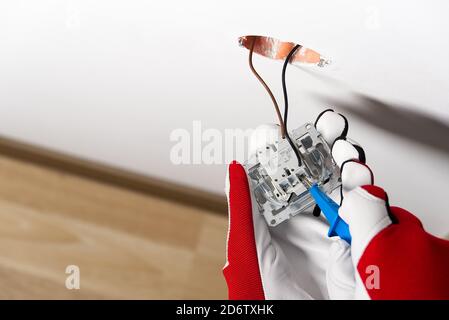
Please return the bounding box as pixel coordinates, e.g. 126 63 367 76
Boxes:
223 109 355 299
325 117 449 300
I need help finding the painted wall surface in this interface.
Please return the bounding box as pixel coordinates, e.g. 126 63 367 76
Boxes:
1 1 448 235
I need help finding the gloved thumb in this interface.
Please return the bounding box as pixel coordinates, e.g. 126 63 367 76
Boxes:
326 239 355 299
334 158 393 265
339 185 393 264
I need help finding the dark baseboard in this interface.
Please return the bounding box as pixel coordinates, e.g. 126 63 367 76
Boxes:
0 135 227 215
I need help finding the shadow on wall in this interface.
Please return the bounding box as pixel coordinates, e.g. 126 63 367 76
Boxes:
313 93 449 155
301 68 449 156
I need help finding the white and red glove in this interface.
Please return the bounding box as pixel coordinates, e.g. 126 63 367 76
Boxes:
223 109 449 300
327 151 449 299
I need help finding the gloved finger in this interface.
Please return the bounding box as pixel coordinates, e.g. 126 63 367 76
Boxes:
333 137 393 268
339 185 393 263
315 110 366 166
314 109 348 146
331 137 369 203
340 160 374 198
223 161 266 299
313 109 349 215
326 239 355 299
332 138 366 167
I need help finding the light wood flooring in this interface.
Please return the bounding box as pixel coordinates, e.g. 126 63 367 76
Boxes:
0 154 228 299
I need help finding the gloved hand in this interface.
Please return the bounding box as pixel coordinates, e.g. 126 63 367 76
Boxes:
223 109 449 300
326 130 449 300
223 109 356 299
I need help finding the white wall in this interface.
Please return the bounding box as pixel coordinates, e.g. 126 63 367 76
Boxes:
1 1 449 235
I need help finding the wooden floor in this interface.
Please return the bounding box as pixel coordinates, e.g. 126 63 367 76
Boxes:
0 154 228 299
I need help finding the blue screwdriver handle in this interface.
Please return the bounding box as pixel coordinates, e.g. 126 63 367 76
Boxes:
309 184 351 244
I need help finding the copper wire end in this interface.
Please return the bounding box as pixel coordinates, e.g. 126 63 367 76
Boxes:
240 35 331 67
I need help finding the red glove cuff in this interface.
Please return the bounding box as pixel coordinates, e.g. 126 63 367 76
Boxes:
357 200 449 299
223 161 265 300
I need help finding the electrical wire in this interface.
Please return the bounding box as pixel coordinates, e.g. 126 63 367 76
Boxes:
248 37 286 138
281 44 302 167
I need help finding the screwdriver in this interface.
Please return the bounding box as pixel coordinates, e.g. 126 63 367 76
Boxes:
303 179 352 244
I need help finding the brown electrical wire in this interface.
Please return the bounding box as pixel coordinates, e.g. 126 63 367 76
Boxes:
248 38 286 138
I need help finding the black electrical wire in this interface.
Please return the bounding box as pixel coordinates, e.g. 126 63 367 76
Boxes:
281 44 302 167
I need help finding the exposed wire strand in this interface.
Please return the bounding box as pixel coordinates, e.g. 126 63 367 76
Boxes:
282 44 302 166
248 37 286 138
